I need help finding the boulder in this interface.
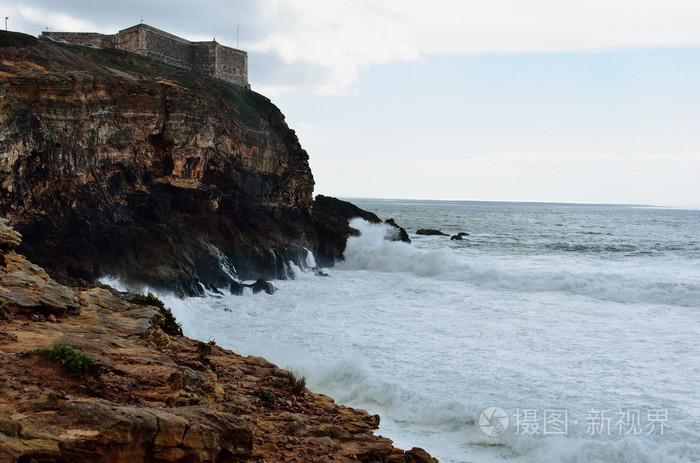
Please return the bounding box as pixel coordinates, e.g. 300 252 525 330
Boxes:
230 280 245 295
250 279 276 295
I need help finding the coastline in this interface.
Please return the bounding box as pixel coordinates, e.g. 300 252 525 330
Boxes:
0 220 435 462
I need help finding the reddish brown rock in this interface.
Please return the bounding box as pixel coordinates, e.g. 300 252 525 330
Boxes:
0 221 437 462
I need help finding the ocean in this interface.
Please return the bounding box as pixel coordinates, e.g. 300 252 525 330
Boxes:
105 199 700 462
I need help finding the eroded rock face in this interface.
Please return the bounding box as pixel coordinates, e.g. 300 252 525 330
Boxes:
0 33 314 294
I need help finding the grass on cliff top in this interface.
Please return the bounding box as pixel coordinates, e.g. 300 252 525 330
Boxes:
130 293 183 336
0 30 39 48
68 43 276 129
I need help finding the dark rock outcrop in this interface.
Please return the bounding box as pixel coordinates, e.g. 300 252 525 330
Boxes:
311 195 410 267
385 218 411 243
416 229 449 236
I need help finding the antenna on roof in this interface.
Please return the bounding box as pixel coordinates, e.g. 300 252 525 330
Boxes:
140 16 143 24
5 17 8 31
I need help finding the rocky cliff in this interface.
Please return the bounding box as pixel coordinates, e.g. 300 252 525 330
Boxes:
0 31 434 463
0 31 318 295
0 219 435 462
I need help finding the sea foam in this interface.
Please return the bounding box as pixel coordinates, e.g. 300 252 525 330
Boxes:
339 218 699 307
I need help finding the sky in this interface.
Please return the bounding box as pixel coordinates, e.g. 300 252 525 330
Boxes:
3 1 700 206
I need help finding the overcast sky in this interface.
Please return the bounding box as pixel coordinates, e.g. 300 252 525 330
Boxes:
4 1 700 206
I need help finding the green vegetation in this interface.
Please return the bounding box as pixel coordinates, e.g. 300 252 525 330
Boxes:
130 293 183 336
258 388 276 407
0 299 6 318
37 344 102 377
0 30 39 48
286 370 307 396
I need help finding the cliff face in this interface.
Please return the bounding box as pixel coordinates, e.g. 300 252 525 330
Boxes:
0 32 314 294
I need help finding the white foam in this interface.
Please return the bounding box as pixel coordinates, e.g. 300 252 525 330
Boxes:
96 206 700 463
339 219 700 307
304 247 317 268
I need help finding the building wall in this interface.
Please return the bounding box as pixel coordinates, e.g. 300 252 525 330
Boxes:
113 25 143 54
215 45 248 87
192 42 217 76
125 26 194 72
42 24 248 88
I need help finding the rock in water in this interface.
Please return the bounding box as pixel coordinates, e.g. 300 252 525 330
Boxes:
250 279 276 295
385 218 411 243
230 281 245 295
311 195 411 267
416 229 449 236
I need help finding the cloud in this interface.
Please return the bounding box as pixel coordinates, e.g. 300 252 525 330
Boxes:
5 0 700 94
244 0 700 94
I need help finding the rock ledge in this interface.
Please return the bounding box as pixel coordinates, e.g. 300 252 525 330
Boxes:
0 219 436 462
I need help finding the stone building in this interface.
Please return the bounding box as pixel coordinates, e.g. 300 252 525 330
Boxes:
42 24 248 88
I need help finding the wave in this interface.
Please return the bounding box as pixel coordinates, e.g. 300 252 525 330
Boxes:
338 219 700 307
308 357 471 427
